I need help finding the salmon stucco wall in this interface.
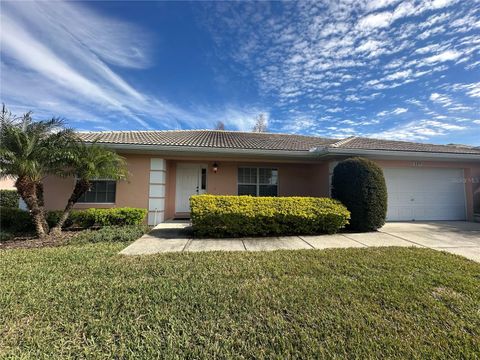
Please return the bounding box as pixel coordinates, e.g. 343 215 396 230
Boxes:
43 154 150 211
164 160 330 219
0 178 16 190
41 152 479 222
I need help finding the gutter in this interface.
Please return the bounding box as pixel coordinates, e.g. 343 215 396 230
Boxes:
318 147 480 161
88 142 325 159
85 142 480 161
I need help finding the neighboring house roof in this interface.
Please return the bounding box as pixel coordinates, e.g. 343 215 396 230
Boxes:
78 130 480 157
78 130 337 152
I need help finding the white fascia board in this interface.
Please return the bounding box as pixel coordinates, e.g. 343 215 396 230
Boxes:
319 147 480 161
87 143 325 159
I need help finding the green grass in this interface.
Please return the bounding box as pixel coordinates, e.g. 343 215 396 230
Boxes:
1 244 479 359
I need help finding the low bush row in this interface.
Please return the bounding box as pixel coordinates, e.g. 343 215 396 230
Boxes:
0 207 147 234
0 189 19 208
69 225 150 245
0 207 35 233
190 195 350 238
76 208 148 227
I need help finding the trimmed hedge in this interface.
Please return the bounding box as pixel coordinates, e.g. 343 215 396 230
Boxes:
0 207 34 233
0 189 19 208
0 207 147 233
332 157 388 232
190 195 350 238
75 208 147 227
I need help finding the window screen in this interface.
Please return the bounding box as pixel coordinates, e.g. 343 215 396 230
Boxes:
77 180 116 203
238 168 278 196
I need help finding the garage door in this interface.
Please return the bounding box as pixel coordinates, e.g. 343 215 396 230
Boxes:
383 167 466 221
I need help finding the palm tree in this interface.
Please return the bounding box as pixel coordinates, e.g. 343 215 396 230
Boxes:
49 142 128 235
0 106 76 238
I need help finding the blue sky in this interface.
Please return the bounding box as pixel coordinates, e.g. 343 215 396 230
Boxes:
1 0 479 145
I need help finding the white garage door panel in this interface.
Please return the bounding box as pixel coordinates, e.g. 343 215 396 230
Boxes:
383 168 466 221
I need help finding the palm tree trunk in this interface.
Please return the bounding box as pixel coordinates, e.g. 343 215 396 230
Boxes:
50 179 90 235
15 176 47 238
36 182 49 233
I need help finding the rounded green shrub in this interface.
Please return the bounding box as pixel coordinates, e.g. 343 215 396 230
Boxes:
331 157 387 232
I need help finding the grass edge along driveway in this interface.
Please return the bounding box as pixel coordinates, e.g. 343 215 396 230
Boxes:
1 243 480 359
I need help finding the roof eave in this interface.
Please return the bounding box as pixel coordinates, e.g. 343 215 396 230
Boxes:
320 147 480 161
90 142 327 160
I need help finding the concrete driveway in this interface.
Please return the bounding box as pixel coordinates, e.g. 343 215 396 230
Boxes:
120 221 480 262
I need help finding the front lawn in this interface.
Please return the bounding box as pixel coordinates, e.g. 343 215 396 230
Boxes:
1 245 479 358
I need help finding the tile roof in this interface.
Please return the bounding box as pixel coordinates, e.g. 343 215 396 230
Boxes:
78 130 337 152
77 130 480 156
331 137 480 155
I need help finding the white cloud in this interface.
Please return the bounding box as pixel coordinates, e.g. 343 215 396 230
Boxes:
430 92 453 105
0 0 263 131
358 0 456 31
450 82 480 98
415 44 444 54
392 107 408 114
358 11 392 29
357 40 383 53
423 50 462 63
385 69 412 81
372 119 466 141
326 107 343 113
377 107 408 116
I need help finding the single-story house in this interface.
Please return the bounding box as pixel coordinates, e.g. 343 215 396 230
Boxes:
42 130 480 225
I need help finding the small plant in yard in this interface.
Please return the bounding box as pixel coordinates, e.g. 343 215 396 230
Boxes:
332 157 388 232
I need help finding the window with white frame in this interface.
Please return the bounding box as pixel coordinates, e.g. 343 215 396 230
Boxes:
238 167 278 196
77 180 116 203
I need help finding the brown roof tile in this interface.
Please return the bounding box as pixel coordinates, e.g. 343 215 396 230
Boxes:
77 130 480 155
331 137 480 155
78 130 337 152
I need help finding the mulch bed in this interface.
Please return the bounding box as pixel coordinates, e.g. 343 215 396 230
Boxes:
0 231 78 250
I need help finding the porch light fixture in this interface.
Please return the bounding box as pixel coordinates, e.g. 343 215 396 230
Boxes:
212 162 219 173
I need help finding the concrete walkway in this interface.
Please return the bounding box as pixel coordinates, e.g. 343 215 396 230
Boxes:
119 220 480 262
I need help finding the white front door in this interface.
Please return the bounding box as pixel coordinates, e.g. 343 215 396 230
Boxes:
383 167 466 221
175 163 207 213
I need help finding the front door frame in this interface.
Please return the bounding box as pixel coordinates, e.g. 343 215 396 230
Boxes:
175 163 207 213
